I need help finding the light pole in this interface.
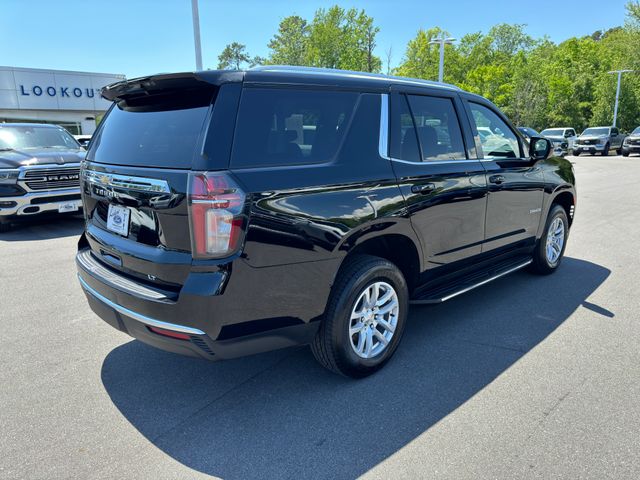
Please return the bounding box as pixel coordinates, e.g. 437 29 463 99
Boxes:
191 0 203 70
429 33 456 83
608 69 633 127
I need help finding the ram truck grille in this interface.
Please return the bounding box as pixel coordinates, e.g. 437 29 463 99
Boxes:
22 167 81 190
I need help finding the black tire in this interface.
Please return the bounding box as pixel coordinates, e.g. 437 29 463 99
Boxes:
616 148 622 155
529 205 569 275
573 150 580 156
311 255 409 378
601 143 610 156
622 151 629 157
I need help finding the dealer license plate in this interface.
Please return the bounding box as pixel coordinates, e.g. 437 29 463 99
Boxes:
58 201 79 213
107 204 130 236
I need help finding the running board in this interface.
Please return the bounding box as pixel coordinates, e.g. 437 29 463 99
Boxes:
410 258 533 305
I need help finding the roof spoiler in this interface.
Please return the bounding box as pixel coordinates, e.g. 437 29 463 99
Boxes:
101 70 244 101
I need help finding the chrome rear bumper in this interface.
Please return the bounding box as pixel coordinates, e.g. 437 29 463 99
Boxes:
78 275 205 335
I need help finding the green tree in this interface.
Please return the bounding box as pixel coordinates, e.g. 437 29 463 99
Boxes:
488 24 535 58
395 27 450 81
349 9 382 72
217 42 251 70
250 56 266 67
590 27 640 130
216 7 640 132
266 16 309 65
305 6 382 72
627 1 640 24
505 51 549 128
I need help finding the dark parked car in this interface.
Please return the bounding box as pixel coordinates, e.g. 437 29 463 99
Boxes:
574 126 625 156
76 67 576 378
517 126 540 140
0 123 84 232
622 126 640 156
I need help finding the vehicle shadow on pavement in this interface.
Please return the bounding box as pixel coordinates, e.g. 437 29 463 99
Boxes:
0 215 84 242
101 257 610 479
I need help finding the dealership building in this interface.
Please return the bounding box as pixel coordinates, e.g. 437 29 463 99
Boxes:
0 66 125 135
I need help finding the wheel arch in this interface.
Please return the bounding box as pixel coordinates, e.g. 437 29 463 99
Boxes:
550 190 575 227
335 231 423 294
536 184 576 239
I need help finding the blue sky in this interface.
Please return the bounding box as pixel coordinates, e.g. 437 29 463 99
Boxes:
0 0 631 78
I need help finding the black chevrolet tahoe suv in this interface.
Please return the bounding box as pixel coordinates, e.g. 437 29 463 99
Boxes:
76 66 576 378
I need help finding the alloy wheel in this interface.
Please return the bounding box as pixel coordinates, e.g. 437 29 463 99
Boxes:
349 281 399 359
545 217 565 265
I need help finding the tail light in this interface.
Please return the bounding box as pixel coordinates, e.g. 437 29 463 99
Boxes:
188 172 246 259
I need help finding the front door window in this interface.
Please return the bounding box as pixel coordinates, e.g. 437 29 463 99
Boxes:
469 103 521 159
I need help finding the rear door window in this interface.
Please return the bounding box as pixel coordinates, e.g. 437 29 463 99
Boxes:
407 95 466 161
230 88 358 168
88 90 214 168
389 94 420 162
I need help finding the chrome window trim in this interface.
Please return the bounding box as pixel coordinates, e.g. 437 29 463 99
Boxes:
379 94 390 159
378 94 488 166
78 275 206 335
83 169 171 194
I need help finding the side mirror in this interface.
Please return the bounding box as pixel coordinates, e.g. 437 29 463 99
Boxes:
530 136 551 160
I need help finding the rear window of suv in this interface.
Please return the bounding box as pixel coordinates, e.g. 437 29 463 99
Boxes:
230 88 358 168
87 89 214 168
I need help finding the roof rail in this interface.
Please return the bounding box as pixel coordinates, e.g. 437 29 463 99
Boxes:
250 65 462 91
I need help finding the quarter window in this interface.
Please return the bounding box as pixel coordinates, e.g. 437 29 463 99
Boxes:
469 103 521 159
231 88 358 168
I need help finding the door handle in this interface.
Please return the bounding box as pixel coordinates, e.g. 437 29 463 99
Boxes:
489 175 505 185
411 183 436 194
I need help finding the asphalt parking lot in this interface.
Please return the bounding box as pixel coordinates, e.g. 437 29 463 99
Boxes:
1 154 639 479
